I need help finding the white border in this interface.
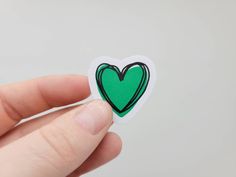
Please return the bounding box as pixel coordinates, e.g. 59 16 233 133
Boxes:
88 55 157 124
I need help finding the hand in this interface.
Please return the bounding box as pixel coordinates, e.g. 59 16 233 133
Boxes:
0 75 122 177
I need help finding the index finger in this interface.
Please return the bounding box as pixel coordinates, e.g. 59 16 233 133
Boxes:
0 75 90 135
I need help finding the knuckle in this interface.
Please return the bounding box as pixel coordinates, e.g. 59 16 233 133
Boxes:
39 124 78 163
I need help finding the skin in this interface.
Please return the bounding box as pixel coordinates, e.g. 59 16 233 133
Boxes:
0 75 122 177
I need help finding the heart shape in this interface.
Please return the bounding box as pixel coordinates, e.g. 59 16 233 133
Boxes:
96 62 150 117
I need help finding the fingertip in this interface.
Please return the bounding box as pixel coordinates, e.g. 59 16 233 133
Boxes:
88 100 113 119
70 75 91 100
104 132 122 158
61 74 90 97
75 100 113 135
38 74 91 106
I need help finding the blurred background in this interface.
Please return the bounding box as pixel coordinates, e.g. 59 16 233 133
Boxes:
0 0 235 176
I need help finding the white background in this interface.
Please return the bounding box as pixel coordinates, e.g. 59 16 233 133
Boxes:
0 0 236 177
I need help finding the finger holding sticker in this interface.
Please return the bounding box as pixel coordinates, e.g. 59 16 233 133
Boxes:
89 56 157 123
0 56 156 177
0 75 122 177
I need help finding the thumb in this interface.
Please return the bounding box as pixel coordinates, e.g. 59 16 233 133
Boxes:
0 100 113 177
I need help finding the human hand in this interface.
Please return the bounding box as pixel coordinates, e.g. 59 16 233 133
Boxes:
0 75 122 177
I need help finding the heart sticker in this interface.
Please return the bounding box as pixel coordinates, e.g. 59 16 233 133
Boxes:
88 56 156 123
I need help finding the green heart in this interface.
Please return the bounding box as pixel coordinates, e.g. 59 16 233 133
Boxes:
96 62 150 118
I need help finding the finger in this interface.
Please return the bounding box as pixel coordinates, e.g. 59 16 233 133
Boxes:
0 111 122 177
69 132 122 177
0 75 90 135
0 106 75 147
0 107 122 176
0 100 113 177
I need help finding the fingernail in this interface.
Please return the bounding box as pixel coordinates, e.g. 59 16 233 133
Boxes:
74 100 112 135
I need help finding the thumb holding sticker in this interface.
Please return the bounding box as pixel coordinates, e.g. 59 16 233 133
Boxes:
0 100 121 177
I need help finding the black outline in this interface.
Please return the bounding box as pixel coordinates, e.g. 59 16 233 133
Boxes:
95 62 150 114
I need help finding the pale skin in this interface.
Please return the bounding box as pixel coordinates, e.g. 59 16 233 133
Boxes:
0 75 122 177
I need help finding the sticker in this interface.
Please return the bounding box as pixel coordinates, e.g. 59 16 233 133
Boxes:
88 55 156 123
